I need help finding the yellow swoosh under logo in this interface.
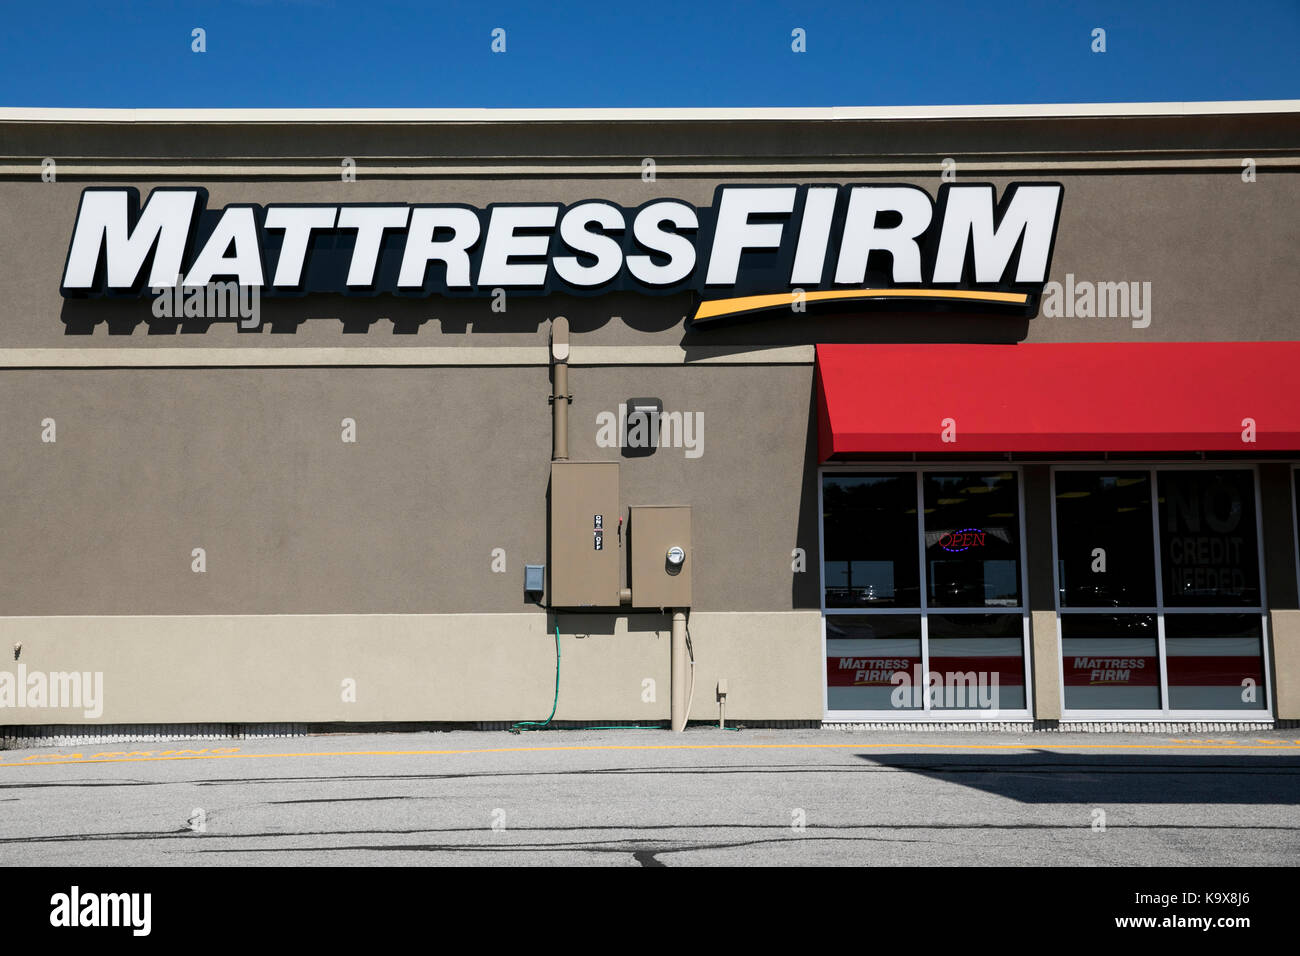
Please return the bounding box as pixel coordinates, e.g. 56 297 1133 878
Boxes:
692 287 1030 322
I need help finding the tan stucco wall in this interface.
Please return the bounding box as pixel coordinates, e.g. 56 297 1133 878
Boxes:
0 364 818 616
0 610 823 724
1030 611 1062 721
1269 609 1300 720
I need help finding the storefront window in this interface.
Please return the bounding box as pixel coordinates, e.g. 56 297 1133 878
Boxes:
823 474 919 608
825 615 921 712
1061 614 1160 710
1165 614 1266 711
1157 470 1260 608
1055 471 1156 607
822 469 1027 715
1054 467 1268 716
923 472 1022 608
928 614 1026 710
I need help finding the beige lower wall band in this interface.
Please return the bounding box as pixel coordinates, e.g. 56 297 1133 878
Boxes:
0 611 824 725
3 610 1295 725
1030 610 1062 721
1270 609 1300 720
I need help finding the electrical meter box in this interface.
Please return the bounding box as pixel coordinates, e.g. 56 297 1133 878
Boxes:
549 461 620 607
628 506 692 608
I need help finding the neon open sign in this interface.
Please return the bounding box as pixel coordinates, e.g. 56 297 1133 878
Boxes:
938 529 986 552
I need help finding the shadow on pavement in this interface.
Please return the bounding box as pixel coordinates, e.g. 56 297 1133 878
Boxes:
854 751 1300 804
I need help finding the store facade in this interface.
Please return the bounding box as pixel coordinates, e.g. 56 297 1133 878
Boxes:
1 103 1298 732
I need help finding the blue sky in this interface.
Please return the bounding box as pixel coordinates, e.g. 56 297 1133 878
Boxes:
1 0 1296 108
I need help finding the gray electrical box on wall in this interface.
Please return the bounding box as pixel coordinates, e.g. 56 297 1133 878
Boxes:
549 461 620 607
629 506 692 608
524 564 545 594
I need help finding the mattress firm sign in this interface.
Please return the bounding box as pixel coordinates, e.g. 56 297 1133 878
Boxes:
59 183 1063 322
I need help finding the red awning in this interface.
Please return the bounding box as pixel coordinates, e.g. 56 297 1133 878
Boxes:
816 342 1300 460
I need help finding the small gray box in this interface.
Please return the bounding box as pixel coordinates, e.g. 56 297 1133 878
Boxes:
524 564 546 594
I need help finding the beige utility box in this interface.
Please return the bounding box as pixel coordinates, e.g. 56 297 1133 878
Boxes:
629 506 692 608
549 461 621 607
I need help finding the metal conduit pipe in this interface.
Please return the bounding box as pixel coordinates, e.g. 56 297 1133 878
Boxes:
549 316 570 461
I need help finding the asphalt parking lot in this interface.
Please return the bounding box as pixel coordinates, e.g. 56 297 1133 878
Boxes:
1 728 1297 866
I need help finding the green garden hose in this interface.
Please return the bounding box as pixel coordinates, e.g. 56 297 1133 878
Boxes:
507 621 733 732
509 624 561 733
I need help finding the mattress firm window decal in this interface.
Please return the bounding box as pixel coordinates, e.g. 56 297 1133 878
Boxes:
59 183 1064 323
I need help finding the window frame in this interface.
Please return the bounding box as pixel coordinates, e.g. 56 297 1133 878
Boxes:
1050 463 1272 721
819 464 1033 721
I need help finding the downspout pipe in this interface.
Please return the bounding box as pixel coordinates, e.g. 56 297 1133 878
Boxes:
550 316 570 461
671 609 688 732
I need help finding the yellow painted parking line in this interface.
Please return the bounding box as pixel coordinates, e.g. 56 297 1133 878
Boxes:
1 739 1298 768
